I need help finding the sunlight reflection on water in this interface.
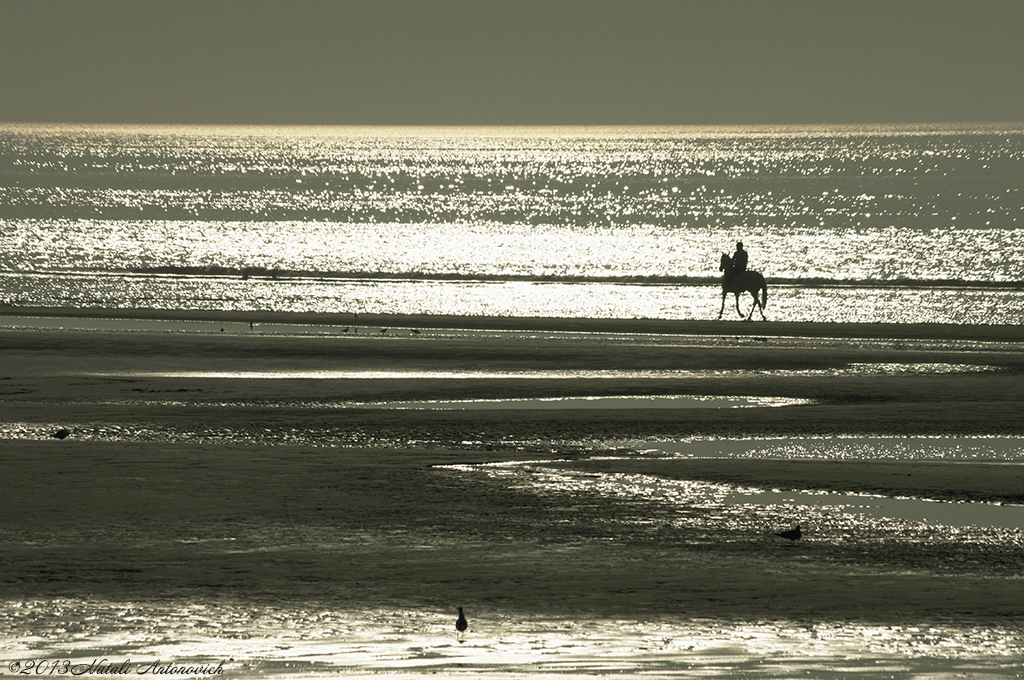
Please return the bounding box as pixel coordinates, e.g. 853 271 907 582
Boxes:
439 458 1024 532
2 599 1021 678
5 123 1024 327
80 363 997 380
4 273 1024 324
726 488 1024 530
634 436 1024 461
367 395 814 410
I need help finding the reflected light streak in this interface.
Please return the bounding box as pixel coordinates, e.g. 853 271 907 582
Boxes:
368 395 814 410
80 362 997 380
637 436 1024 461
3 598 1021 676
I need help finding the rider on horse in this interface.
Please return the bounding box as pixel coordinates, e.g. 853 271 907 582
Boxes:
718 242 767 321
732 242 748 277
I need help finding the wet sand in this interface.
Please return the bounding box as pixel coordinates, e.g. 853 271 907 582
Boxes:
3 309 1023 444
2 309 1024 675
3 439 1022 612
5 303 1024 342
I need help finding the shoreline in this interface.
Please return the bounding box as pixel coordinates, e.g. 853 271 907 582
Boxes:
3 304 1023 343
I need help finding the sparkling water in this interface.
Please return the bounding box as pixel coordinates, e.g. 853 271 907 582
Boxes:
4 124 1024 677
2 123 1023 323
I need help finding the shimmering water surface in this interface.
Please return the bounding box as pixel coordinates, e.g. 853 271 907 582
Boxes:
3 435 1022 676
3 445 1023 678
69 365 994 381
639 436 1024 461
727 488 1024 530
439 448 1024 529
369 395 813 410
2 123 1023 323
4 600 1021 678
4 124 1024 677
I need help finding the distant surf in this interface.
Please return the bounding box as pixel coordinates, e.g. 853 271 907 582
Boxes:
3 123 1023 323
65 266 1024 291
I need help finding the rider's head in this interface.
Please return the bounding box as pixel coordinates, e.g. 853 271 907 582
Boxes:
736 241 744 250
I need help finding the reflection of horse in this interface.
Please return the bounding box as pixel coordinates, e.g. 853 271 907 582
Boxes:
718 253 768 321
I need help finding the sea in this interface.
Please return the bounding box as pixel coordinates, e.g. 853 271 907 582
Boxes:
4 123 1024 678
2 122 1023 325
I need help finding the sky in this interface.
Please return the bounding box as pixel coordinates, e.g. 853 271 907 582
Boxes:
2 0 1023 126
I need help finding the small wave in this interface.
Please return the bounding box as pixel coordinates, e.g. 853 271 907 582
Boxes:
97 266 1024 290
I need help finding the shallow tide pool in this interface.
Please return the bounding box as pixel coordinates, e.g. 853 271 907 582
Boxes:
633 436 1024 461
369 395 814 410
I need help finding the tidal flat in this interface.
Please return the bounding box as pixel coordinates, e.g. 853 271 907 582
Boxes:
1 310 1023 677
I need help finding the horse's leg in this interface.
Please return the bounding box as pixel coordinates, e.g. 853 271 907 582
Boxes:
746 290 757 321
717 290 726 320
734 292 743 317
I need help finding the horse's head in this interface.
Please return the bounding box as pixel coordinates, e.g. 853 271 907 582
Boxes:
719 252 731 272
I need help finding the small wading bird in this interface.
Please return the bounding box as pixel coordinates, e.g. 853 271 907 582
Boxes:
775 525 802 541
456 607 468 634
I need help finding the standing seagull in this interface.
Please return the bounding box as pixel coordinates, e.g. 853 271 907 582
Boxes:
455 607 468 635
775 524 802 541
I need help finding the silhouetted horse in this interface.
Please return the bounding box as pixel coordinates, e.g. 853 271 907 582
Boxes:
718 253 768 321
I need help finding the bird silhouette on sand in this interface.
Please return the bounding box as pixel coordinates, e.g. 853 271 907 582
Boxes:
775 525 802 541
455 607 468 637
